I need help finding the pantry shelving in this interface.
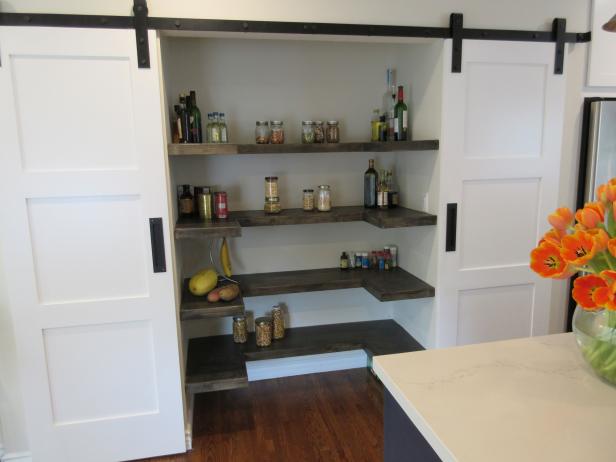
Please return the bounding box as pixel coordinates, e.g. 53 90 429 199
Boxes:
185 319 424 394
174 206 437 239
180 279 245 321
235 267 434 302
168 139 439 156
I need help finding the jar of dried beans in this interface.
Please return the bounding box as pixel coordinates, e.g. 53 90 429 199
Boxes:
326 120 340 143
314 121 325 143
303 189 315 211
270 121 284 144
232 316 247 344
255 317 273 347
255 121 270 144
271 305 285 340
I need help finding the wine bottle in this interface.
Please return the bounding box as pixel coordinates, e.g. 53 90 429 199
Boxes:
189 90 203 143
394 85 408 141
364 159 378 208
384 68 396 141
179 94 191 143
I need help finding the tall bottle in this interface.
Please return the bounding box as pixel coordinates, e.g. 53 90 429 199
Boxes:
173 104 182 143
179 94 191 143
219 112 229 143
384 68 396 141
364 159 378 208
394 85 408 141
189 90 203 143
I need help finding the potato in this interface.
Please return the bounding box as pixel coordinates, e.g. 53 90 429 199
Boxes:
219 284 240 301
207 287 222 303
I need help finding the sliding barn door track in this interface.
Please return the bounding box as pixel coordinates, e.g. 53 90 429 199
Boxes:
0 0 590 72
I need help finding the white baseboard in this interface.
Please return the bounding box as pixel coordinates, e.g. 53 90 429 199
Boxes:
246 349 368 381
1 452 32 462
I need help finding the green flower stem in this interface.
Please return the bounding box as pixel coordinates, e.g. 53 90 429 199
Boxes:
601 252 615 270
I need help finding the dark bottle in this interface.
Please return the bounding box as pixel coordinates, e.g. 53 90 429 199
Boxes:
179 94 191 143
189 90 203 143
394 85 408 141
179 184 194 217
364 159 378 208
173 104 182 144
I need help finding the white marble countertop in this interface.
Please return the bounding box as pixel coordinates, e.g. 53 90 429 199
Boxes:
373 333 616 462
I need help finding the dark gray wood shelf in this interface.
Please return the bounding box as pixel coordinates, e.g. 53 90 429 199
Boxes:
180 279 245 321
169 140 439 156
175 206 436 239
185 319 423 394
235 267 434 302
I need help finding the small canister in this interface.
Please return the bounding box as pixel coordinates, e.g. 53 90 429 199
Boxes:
354 252 362 268
271 305 285 340
255 317 273 347
196 186 213 220
270 121 285 144
348 251 356 269
303 189 315 211
314 121 325 143
301 121 315 144
214 191 228 219
326 120 340 143
317 185 331 212
264 197 281 214
232 316 247 344
388 244 398 268
255 121 270 144
265 176 279 200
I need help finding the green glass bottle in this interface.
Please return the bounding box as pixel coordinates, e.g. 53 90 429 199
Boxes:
394 85 408 141
189 90 202 143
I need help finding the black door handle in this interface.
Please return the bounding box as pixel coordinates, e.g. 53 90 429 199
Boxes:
149 217 167 273
446 203 457 252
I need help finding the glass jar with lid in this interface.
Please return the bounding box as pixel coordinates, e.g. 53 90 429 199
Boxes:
264 197 281 214
255 121 270 144
317 185 332 212
270 121 285 144
301 121 315 144
314 121 325 143
232 316 247 344
255 317 273 347
326 120 340 143
265 176 279 200
303 189 315 211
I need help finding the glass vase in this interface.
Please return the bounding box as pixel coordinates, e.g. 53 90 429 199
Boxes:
572 305 616 386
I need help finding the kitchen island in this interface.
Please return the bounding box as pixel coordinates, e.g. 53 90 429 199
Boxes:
373 333 616 462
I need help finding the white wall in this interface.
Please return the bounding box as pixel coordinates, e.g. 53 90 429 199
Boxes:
0 0 594 457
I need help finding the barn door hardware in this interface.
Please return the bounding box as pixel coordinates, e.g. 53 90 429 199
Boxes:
0 0 591 71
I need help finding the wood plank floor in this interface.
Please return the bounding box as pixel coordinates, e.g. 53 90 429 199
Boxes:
136 369 384 462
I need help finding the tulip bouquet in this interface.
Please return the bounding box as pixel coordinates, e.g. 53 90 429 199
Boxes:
530 179 616 384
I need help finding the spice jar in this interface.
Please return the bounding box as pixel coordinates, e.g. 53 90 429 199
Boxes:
270 121 285 144
255 121 270 144
314 121 325 143
179 184 194 217
255 317 273 347
301 121 315 144
264 197 282 214
303 189 315 211
265 176 279 199
317 185 331 212
326 120 340 143
271 305 285 340
233 316 247 344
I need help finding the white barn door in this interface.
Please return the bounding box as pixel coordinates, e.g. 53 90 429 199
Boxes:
437 40 566 346
0 28 185 461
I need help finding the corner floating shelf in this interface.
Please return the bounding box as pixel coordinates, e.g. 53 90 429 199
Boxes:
180 279 245 321
168 140 439 156
235 267 434 302
185 319 423 394
175 206 436 239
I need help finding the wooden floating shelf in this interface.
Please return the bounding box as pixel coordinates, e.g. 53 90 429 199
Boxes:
185 319 423 394
168 139 439 156
180 279 245 321
235 267 434 302
175 206 436 239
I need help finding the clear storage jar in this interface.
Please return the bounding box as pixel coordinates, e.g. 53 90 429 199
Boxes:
326 120 340 143
232 316 247 344
303 189 315 211
314 121 325 143
271 305 285 340
265 176 279 199
301 121 315 144
264 197 281 214
317 185 331 212
270 121 285 144
255 121 270 144
255 317 273 347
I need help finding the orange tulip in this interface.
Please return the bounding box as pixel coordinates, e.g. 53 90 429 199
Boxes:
540 228 565 247
530 241 571 279
548 207 574 230
587 228 609 251
597 184 608 202
590 270 616 311
560 230 598 265
572 275 607 309
597 182 616 203
608 238 616 258
575 202 605 229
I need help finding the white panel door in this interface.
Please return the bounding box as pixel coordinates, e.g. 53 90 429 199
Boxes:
437 40 566 346
0 27 185 461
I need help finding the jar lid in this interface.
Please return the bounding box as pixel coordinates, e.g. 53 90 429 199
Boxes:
265 176 278 181
270 120 283 125
327 120 339 125
255 317 272 325
256 120 269 125
315 120 323 124
302 120 314 125
303 189 314 192
233 315 246 321
271 305 282 312
318 185 330 189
